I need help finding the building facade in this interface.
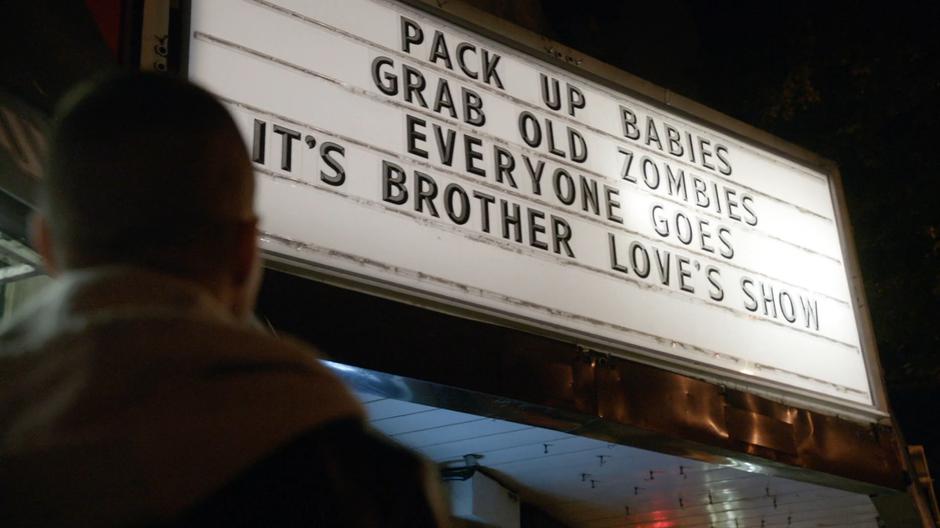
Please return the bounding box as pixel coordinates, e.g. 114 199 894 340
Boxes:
1 1 937 526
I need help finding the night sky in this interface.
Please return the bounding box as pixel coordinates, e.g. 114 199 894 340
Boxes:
480 0 940 476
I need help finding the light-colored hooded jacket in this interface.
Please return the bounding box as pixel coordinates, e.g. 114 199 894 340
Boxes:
0 267 365 525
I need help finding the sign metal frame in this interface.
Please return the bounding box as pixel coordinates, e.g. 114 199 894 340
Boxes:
176 0 889 423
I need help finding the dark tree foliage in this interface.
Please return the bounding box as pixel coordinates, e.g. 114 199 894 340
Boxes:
478 0 940 474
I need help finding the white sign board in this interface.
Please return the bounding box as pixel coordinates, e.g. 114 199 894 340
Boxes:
187 0 877 415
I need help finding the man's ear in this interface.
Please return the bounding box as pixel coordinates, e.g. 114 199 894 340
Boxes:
29 213 59 276
227 218 262 320
232 218 260 286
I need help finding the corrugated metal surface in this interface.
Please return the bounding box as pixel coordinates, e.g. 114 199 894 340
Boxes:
357 391 879 528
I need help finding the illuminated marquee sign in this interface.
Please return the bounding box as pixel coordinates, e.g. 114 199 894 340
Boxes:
187 0 878 415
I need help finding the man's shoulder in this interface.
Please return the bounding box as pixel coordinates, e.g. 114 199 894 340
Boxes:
173 419 448 527
0 268 318 365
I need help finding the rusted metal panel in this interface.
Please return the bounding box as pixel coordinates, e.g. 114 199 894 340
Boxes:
724 407 797 456
594 356 727 447
793 411 901 487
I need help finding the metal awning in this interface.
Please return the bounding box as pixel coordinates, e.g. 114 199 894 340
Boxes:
354 388 881 527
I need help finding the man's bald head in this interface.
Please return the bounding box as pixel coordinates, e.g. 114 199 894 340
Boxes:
42 72 255 279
